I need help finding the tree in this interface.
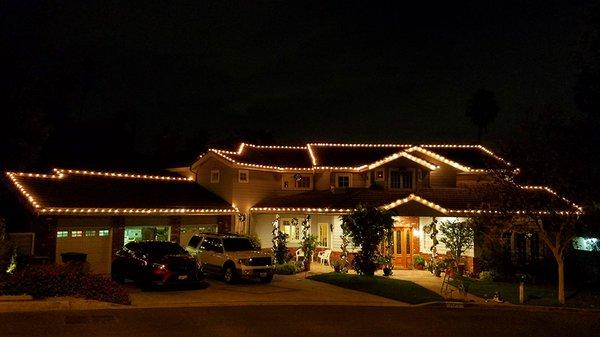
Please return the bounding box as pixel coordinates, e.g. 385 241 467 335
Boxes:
340 205 393 276
476 172 583 304
439 220 474 272
465 88 498 142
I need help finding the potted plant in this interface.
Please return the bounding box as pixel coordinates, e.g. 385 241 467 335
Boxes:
413 255 425 270
332 259 343 273
376 255 393 276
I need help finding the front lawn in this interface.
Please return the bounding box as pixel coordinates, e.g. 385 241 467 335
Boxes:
453 278 600 309
309 272 444 304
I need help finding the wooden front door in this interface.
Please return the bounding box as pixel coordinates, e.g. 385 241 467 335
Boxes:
392 227 412 269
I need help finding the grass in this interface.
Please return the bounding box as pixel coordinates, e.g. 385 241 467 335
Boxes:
309 272 444 304
452 277 600 309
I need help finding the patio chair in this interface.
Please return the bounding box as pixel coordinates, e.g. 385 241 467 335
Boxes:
295 248 304 261
318 249 332 265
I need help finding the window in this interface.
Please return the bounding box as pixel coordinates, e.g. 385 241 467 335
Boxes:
390 169 413 189
294 175 311 189
282 219 300 241
238 170 249 183
99 229 109 237
188 235 203 248
318 223 329 247
85 230 96 237
71 230 83 238
200 238 223 253
375 170 385 181
210 169 220 183
337 174 350 188
57 231 68 238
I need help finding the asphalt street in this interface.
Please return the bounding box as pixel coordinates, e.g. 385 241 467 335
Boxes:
0 305 597 337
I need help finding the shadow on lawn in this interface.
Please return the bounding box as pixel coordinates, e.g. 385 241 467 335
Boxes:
309 272 444 304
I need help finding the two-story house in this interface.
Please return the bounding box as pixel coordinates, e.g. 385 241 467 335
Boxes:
191 143 581 270
4 142 580 273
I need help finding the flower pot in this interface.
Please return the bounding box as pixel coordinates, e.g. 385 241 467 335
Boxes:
415 264 424 270
434 269 442 277
383 267 393 276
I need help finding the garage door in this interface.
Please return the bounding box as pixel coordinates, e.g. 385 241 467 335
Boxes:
55 228 112 274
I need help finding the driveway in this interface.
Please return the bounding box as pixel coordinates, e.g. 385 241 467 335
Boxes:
126 273 406 308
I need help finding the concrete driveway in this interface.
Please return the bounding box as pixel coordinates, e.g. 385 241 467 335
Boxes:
126 273 406 308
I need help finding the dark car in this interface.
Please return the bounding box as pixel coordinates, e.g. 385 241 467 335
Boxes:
111 241 203 288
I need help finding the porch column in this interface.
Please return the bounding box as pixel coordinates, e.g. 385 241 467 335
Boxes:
111 216 125 260
35 216 57 261
168 216 182 244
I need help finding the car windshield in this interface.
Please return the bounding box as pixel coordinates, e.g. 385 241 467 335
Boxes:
222 238 256 251
138 242 187 257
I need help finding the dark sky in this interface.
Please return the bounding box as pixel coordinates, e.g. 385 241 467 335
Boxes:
1 1 597 169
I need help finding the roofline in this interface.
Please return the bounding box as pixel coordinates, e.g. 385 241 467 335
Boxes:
199 142 514 173
251 186 582 216
5 171 236 216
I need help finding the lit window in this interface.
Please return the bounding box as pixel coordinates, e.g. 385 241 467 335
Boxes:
57 231 68 238
71 230 83 238
282 219 300 241
337 175 350 188
99 229 109 237
238 170 249 183
85 230 96 237
318 223 329 247
210 170 220 183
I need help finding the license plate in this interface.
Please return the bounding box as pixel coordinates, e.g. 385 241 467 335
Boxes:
259 272 267 277
178 275 188 280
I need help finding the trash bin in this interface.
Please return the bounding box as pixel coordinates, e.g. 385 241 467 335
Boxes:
61 252 88 263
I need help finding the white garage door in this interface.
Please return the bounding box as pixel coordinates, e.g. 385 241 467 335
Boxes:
56 228 112 275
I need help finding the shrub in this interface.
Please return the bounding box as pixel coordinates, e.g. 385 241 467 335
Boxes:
332 259 348 273
341 205 393 276
479 270 497 282
275 261 303 275
413 255 425 268
0 264 130 305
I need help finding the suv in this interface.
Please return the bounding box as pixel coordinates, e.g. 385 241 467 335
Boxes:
186 234 274 284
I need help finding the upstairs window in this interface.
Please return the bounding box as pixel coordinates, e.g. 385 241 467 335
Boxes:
295 175 311 189
210 169 220 183
390 169 413 189
238 170 249 183
337 174 350 188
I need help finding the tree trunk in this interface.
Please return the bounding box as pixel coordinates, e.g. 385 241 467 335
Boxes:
556 254 565 305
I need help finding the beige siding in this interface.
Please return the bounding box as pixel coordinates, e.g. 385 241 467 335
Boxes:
314 172 332 190
193 155 234 203
429 165 457 188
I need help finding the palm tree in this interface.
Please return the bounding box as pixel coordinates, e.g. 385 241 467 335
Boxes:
465 89 499 142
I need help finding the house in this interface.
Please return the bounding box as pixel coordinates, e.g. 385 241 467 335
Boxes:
191 143 581 270
4 142 580 273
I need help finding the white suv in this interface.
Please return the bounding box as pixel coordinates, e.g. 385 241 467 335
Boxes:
186 234 275 284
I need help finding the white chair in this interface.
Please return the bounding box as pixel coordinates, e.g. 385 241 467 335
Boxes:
318 249 332 265
295 248 304 261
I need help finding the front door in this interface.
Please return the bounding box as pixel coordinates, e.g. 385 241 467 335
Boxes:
392 227 412 269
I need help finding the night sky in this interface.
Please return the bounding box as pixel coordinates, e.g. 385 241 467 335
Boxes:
1 1 598 170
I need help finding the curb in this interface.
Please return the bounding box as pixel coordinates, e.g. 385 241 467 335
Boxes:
0 297 125 313
413 301 600 313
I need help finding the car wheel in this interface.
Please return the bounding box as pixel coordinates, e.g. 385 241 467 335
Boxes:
223 265 238 284
260 273 273 283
